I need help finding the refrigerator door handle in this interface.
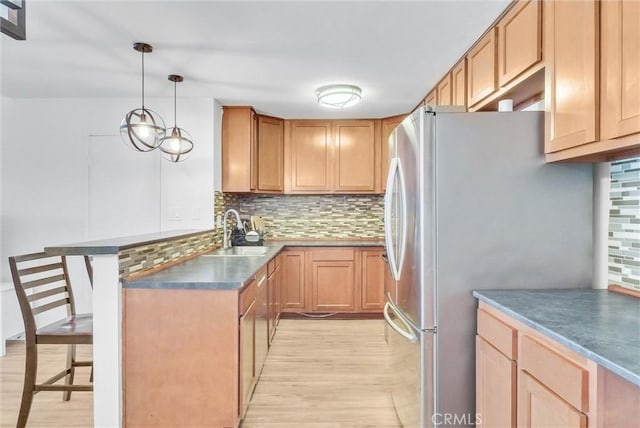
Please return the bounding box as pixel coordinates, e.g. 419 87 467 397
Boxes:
384 157 408 281
383 302 418 343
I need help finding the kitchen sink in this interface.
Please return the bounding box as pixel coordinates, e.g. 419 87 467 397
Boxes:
204 246 269 257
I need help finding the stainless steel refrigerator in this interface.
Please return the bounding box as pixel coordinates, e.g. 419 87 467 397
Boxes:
382 107 593 428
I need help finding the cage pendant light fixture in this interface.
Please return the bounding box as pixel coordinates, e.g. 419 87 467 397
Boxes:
120 42 166 152
160 74 194 162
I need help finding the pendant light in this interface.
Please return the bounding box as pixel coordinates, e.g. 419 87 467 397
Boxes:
159 74 194 162
120 42 166 152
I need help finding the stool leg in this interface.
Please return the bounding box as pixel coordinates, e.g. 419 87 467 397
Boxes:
17 343 37 428
63 344 76 401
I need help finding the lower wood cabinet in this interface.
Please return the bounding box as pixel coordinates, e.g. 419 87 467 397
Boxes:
281 249 306 311
281 246 384 314
239 297 256 418
477 302 640 428
123 259 279 428
518 371 587 428
476 336 516 428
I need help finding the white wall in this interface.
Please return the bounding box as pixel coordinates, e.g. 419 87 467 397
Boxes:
213 99 222 191
0 96 216 351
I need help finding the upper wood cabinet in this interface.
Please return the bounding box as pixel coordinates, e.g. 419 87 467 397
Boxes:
467 28 498 108
285 119 380 194
222 107 284 193
381 115 405 192
545 0 639 161
497 0 542 87
451 59 467 109
286 120 333 193
436 73 453 106
600 0 640 141
424 89 437 107
257 116 284 192
334 121 376 192
544 0 598 154
222 106 257 192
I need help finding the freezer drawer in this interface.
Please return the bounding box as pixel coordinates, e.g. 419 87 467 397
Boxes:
384 301 435 428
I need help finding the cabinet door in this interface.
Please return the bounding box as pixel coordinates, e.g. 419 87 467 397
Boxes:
257 116 284 192
274 260 282 325
222 107 256 192
381 115 404 193
281 250 306 311
239 299 256 418
310 260 355 312
360 249 385 311
476 336 516 428
600 0 640 140
334 120 376 192
451 59 467 108
424 89 437 107
287 121 332 193
436 73 453 106
545 0 598 153
467 28 498 107
497 0 542 87
267 271 276 343
518 371 587 428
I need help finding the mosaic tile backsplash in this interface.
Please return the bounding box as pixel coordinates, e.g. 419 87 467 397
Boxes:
218 192 384 239
119 231 216 277
609 157 640 291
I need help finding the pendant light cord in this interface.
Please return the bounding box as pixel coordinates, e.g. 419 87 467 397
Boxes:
174 80 177 127
141 51 145 110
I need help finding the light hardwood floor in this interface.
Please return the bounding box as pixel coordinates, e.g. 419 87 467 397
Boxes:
242 320 400 428
1 320 398 427
0 343 93 427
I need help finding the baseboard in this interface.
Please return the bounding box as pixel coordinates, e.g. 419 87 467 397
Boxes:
280 312 383 320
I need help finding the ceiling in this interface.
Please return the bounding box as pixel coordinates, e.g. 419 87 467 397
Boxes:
1 0 509 119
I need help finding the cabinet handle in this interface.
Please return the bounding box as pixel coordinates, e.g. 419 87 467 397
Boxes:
257 274 267 287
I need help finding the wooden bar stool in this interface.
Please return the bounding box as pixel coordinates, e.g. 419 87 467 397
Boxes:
8 252 93 428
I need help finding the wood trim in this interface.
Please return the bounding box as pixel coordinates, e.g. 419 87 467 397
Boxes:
469 64 544 112
545 132 640 163
608 285 640 298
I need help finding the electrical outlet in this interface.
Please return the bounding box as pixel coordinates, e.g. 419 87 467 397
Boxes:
216 215 222 229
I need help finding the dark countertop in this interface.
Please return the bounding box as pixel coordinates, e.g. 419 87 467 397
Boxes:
122 240 384 291
473 289 640 387
45 229 214 255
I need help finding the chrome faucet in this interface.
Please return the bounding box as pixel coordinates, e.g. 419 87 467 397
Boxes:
223 208 243 249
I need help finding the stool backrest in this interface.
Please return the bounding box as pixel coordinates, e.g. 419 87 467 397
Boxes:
8 252 77 341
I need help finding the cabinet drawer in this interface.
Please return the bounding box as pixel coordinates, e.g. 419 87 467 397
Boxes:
520 335 589 412
310 248 354 261
239 280 256 315
477 309 517 359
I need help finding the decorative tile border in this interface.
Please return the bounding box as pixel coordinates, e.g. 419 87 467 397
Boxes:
609 157 640 291
119 231 216 277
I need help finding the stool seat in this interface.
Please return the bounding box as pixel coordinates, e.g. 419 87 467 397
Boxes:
36 314 93 344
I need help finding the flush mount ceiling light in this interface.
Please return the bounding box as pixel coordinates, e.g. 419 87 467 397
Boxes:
160 74 194 163
316 84 362 109
120 42 166 152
